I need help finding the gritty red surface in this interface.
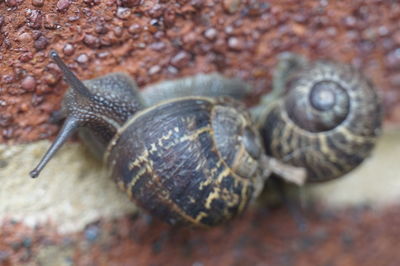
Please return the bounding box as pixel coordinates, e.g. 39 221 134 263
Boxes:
1 1 400 265
1 0 400 143
1 204 400 266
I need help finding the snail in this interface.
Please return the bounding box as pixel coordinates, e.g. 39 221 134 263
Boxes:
30 51 305 226
252 53 383 182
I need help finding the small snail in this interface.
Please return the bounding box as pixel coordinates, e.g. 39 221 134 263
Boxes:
252 53 383 182
30 51 305 226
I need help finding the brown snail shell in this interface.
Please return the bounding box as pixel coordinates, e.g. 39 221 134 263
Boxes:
256 53 383 182
30 51 278 226
105 96 266 226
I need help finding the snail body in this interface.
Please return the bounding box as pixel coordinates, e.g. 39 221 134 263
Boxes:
254 53 382 182
141 72 253 106
31 51 293 226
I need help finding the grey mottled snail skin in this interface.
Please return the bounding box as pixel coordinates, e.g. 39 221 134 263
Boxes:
253 53 383 182
140 72 253 106
30 51 305 226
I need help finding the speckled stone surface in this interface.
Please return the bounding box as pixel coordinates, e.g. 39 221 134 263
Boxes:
1 0 400 143
1 0 400 265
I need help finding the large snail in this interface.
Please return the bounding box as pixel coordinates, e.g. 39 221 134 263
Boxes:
30 51 305 226
252 53 383 182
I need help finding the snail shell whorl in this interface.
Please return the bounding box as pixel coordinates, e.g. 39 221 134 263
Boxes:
105 97 265 226
260 60 382 182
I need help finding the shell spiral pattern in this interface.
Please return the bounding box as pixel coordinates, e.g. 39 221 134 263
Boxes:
105 97 265 226
30 51 298 227
259 59 382 182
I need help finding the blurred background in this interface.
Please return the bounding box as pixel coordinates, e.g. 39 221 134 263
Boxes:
1 0 399 265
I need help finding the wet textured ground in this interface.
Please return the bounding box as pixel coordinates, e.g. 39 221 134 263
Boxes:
1 0 400 143
1 205 400 266
1 0 400 265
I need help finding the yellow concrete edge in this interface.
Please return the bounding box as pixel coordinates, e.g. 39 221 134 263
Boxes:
306 128 400 208
0 128 399 233
0 142 136 234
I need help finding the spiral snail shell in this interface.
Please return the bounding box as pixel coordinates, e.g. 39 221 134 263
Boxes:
105 96 267 226
30 51 306 226
254 53 383 182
